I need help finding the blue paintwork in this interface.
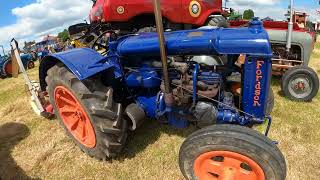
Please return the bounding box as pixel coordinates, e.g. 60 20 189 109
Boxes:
37 51 49 60
21 54 33 61
136 96 158 118
198 72 222 85
42 48 120 80
192 64 199 106
126 67 161 88
116 23 271 57
0 56 5 75
242 57 272 119
167 112 189 128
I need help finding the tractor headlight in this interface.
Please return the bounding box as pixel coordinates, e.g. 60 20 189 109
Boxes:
191 4 199 14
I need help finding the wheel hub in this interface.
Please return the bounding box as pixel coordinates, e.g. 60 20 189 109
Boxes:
289 75 312 99
54 86 96 148
194 151 264 180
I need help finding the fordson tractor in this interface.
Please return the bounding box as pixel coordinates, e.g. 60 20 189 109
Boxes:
38 8 287 178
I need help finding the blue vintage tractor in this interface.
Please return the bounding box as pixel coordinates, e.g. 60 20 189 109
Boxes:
0 53 36 77
0 55 11 77
39 19 286 179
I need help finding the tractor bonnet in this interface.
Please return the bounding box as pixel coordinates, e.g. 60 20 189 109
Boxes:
117 20 272 57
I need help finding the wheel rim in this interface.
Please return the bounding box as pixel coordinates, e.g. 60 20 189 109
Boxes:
194 151 265 180
4 61 12 75
28 61 35 69
288 74 312 99
54 86 96 148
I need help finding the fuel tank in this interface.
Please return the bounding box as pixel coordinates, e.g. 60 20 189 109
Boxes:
117 20 273 57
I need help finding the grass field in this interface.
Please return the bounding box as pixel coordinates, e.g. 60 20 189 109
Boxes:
0 44 320 180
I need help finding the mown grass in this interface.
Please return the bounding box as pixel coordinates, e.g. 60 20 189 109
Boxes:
0 44 320 179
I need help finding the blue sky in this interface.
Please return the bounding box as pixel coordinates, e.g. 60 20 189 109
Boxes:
0 0 319 51
0 0 36 27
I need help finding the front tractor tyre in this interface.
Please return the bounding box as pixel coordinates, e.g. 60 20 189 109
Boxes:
179 125 286 180
281 65 319 102
46 64 128 160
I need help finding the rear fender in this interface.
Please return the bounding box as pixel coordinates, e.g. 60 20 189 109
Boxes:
39 48 121 91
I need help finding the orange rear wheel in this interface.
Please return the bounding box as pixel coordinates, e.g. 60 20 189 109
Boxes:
47 65 128 160
54 86 96 148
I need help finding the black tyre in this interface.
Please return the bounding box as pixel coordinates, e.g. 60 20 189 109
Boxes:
207 16 229 28
2 60 12 77
46 64 128 160
179 125 286 180
281 65 319 101
266 88 274 115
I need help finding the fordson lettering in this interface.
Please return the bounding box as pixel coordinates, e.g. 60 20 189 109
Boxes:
254 61 264 106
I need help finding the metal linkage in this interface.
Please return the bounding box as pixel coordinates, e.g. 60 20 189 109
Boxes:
10 39 45 114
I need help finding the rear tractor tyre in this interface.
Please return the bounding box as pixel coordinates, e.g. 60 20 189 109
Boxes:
46 64 128 160
179 125 286 180
207 16 229 28
281 65 319 102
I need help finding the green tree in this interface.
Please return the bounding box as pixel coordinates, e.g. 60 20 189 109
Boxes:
229 11 242 20
243 9 255 20
306 21 315 32
58 29 70 42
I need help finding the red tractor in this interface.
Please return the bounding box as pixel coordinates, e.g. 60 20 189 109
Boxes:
90 0 227 29
69 0 228 44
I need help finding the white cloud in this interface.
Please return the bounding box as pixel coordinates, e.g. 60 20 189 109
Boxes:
226 0 286 20
228 0 281 6
0 0 92 51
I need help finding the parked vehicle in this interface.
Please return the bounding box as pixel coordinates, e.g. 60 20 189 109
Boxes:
68 0 228 47
39 18 286 179
229 20 319 101
0 53 36 77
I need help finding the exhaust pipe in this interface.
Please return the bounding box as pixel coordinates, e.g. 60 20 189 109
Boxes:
152 0 174 106
286 0 294 52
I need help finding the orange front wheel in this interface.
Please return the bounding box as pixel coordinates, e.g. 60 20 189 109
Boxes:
194 151 264 180
179 125 286 180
